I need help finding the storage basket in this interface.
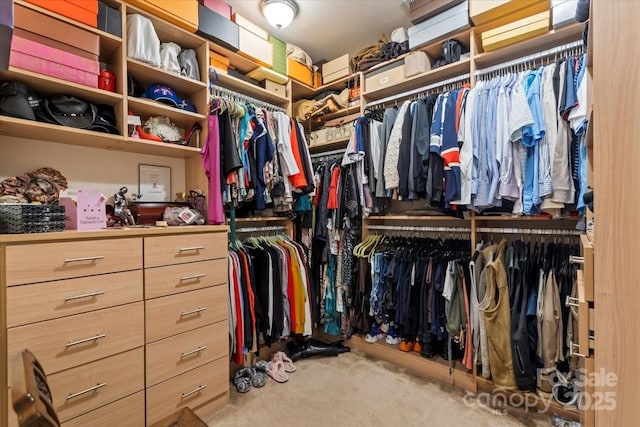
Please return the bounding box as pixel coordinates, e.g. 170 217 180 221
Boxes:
0 204 66 234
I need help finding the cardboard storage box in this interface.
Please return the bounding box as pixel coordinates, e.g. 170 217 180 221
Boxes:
481 10 550 52
322 54 350 84
261 80 286 97
10 35 99 87
14 4 100 58
287 57 313 86
200 0 231 19
247 66 288 84
551 0 577 28
404 51 431 78
232 13 269 40
209 50 230 72
24 0 98 27
59 190 107 230
469 0 549 27
313 70 322 88
408 0 469 50
13 28 98 62
198 4 239 51
238 27 273 67
126 0 199 33
270 35 287 75
98 1 122 37
410 0 466 24
365 61 405 92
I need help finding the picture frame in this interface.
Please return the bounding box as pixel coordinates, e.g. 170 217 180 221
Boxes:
138 164 171 202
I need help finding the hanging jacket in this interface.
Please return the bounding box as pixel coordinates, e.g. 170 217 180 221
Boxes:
384 101 411 191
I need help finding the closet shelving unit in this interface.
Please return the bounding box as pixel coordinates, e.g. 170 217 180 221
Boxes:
336 17 587 423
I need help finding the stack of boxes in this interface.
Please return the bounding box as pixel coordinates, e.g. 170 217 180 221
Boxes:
10 3 103 88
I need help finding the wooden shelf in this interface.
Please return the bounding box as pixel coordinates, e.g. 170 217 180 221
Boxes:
0 67 123 107
127 97 206 129
308 138 349 153
474 23 583 69
211 71 290 106
475 215 579 222
230 217 290 223
316 105 361 123
14 0 122 58
127 58 206 97
118 137 202 158
0 116 122 149
291 74 358 101
368 215 470 221
209 43 265 75
362 58 471 102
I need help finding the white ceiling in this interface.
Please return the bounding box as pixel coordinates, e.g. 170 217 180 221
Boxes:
225 0 412 63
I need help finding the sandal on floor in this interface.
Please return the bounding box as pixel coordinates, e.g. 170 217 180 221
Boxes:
233 367 253 393
274 351 297 373
251 361 269 388
267 360 289 383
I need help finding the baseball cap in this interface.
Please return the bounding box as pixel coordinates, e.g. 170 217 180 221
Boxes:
142 84 197 113
0 81 40 121
86 104 119 134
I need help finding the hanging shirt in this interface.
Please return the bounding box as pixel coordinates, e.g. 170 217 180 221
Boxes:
384 101 411 191
201 114 224 224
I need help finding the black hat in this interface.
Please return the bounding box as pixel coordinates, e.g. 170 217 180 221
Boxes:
42 95 97 129
0 81 39 120
87 104 119 134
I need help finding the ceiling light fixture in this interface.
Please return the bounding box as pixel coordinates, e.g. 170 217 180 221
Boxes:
261 0 298 29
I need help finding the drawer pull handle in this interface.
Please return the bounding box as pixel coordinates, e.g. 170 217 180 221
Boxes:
569 342 587 358
565 296 580 308
181 345 208 358
569 255 585 265
180 273 206 281
64 291 105 301
179 246 205 252
180 307 207 317
66 333 107 347
66 382 107 400
181 384 207 399
63 255 105 263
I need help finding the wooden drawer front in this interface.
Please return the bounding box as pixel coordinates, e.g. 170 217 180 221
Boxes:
6 238 142 285
7 270 143 327
146 322 228 386
144 233 226 268
145 259 227 299
8 302 144 377
146 358 228 425
49 348 144 423
146 286 227 343
62 391 145 427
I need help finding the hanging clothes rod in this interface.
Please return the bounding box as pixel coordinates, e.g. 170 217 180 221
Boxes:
367 225 471 233
310 148 345 159
365 72 470 109
477 227 582 236
232 225 288 234
209 68 287 113
475 39 583 76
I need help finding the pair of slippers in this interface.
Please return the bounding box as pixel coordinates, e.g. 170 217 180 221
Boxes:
267 351 296 383
233 360 269 393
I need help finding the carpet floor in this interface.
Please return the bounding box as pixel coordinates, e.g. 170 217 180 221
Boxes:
205 350 553 427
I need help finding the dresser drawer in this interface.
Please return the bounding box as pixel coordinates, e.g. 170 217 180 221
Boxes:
146 286 227 343
145 258 227 299
49 348 144 423
146 358 228 425
146 322 228 386
8 302 144 377
144 233 226 268
6 238 142 285
7 270 143 327
62 390 145 427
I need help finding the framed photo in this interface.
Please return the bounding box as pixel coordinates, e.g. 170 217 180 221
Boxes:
138 164 171 202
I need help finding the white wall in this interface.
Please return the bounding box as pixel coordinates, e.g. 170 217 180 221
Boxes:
0 136 186 203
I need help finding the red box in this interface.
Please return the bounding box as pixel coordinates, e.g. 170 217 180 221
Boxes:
14 4 100 56
12 36 99 74
24 0 98 28
200 0 231 20
66 0 99 14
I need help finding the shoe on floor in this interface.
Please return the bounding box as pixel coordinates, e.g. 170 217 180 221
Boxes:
364 323 386 343
399 339 414 352
385 325 401 345
413 341 422 353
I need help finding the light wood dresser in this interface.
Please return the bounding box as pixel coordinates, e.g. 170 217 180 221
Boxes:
1 226 229 427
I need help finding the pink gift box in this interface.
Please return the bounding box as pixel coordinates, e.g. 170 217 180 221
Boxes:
201 0 231 20
12 35 99 74
10 51 99 88
60 190 107 230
